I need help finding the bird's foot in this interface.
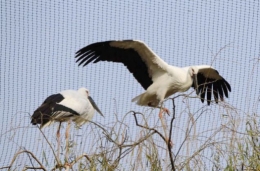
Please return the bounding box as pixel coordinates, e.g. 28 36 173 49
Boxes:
159 107 170 118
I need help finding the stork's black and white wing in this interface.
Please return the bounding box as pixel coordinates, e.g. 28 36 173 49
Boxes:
31 94 65 127
192 65 231 105
31 90 82 128
75 40 171 90
31 88 104 129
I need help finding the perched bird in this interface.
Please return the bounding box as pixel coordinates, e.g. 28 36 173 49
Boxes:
31 87 103 160
75 40 231 116
31 87 103 128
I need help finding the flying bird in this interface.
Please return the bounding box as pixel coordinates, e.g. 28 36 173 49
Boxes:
75 40 231 116
31 87 103 160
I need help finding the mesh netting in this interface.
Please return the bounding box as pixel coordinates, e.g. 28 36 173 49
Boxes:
1 1 259 170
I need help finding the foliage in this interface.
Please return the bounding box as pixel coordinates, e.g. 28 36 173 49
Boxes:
1 96 259 171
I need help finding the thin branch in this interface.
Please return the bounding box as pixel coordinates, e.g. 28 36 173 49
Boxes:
60 154 92 170
0 166 13 170
22 166 46 171
132 111 167 144
29 111 61 166
167 99 176 171
173 109 206 162
4 150 46 171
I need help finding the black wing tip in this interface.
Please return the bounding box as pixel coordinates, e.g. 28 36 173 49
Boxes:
216 72 231 99
75 40 153 89
30 112 50 125
200 98 211 105
31 119 37 125
197 74 231 106
75 39 136 57
225 81 232 92
200 99 216 106
75 51 83 58
75 40 135 55
75 41 114 66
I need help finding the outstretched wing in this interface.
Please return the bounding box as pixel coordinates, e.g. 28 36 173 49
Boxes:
193 66 231 105
75 40 171 90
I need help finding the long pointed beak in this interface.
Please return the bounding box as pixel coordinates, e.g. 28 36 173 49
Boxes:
88 96 104 117
193 74 199 95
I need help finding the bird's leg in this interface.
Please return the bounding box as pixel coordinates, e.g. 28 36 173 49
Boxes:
158 106 173 148
159 108 168 134
56 122 62 162
65 119 71 163
160 117 173 148
159 106 170 118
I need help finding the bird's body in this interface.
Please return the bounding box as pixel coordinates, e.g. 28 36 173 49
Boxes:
31 87 103 162
132 65 192 107
75 40 231 107
31 87 103 128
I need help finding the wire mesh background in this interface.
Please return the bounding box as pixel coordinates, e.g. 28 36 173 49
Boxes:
1 1 260 170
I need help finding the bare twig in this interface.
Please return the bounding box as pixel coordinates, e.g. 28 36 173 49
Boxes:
132 111 167 144
29 111 61 166
4 150 46 171
174 108 206 162
22 166 46 171
132 110 177 170
0 166 13 170
167 99 176 171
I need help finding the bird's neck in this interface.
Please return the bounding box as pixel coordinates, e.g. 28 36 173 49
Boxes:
181 67 193 92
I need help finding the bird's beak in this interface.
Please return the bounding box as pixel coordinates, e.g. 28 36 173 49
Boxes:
193 74 199 95
88 96 104 117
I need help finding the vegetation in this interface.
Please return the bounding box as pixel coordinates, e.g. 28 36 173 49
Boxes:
1 95 259 171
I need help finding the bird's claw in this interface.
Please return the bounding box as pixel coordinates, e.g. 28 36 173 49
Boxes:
159 108 170 118
163 108 170 115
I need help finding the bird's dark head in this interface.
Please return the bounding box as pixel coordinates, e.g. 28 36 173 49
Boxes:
189 67 199 95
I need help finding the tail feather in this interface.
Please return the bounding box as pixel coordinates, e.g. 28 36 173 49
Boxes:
132 93 144 103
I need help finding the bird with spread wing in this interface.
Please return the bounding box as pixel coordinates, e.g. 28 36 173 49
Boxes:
75 40 231 117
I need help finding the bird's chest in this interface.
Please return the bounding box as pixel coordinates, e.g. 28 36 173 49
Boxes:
165 85 182 98
165 77 191 97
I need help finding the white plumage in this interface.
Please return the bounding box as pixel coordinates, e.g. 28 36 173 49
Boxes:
31 87 103 161
31 87 103 128
75 40 231 108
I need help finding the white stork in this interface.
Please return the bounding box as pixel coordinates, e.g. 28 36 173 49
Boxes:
75 40 231 116
31 87 103 128
31 87 103 160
